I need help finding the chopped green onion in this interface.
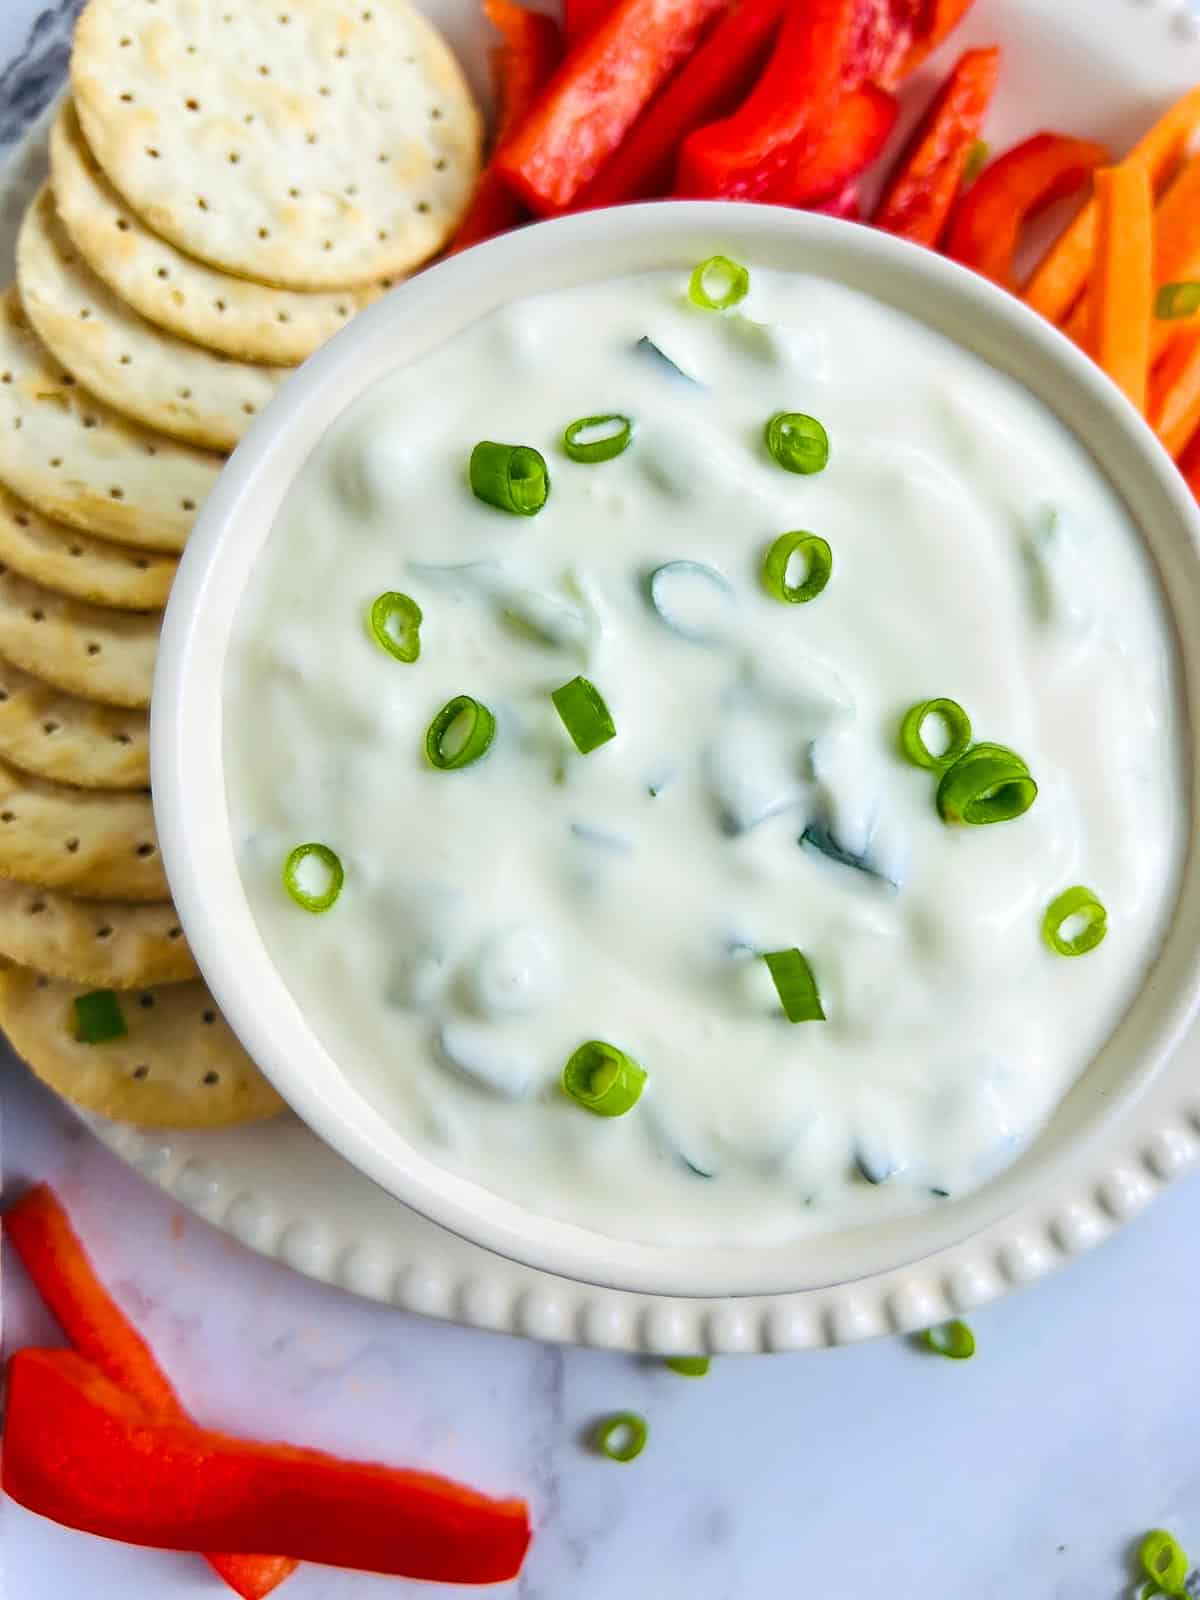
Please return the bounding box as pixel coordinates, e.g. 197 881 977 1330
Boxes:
936 742 1037 825
762 948 825 1023
648 561 734 643
764 411 829 475
563 413 634 464
688 254 750 311
469 441 549 516
282 842 344 912
73 988 128 1044
593 1412 649 1462
551 675 616 754
425 695 496 770
920 1320 976 1360
368 591 422 662
898 698 972 772
1043 886 1107 957
1140 1531 1190 1595
761 531 832 604
962 139 990 185
665 1356 710 1377
1155 281 1200 320
562 1039 646 1117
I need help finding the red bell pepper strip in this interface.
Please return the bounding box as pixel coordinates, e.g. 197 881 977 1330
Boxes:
574 0 786 208
494 0 729 214
769 83 899 208
565 0 616 43
847 0 925 90
450 0 563 252
812 178 863 219
4 1185 297 1600
874 46 1001 247
2 1348 533 1584
1179 423 1200 506
899 0 978 76
945 132 1108 290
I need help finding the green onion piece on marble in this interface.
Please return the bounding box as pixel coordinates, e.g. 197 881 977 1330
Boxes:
936 742 1037 825
469 441 549 515
764 411 829 475
1155 281 1200 320
920 1320 976 1360
761 531 833 604
898 698 972 772
1139 1530 1190 1595
282 842 344 913
762 948 825 1022
594 1412 649 1462
425 695 496 770
665 1356 710 1377
562 1039 646 1117
688 254 750 311
368 591 422 662
73 988 128 1045
563 414 634 464
552 675 616 753
1042 886 1108 957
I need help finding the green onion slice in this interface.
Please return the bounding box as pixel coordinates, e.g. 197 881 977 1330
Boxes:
563 414 634 464
73 988 128 1044
936 742 1038 826
920 1320 976 1360
761 531 832 604
899 698 972 772
551 675 616 754
1042 885 1107 957
1155 281 1200 320
665 1356 710 1377
594 1412 649 1462
962 139 990 185
283 842 344 912
764 411 829 475
425 695 496 770
762 948 825 1023
469 441 549 516
688 254 750 311
562 1039 646 1117
1140 1531 1190 1595
368 591 422 662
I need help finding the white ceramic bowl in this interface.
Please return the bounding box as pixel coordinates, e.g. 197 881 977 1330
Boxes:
154 202 1200 1300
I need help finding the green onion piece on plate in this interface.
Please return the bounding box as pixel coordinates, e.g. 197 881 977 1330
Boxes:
936 742 1037 825
282 842 344 912
762 948 825 1022
594 1412 649 1462
920 1320 976 1360
898 698 972 772
688 254 750 311
368 591 422 662
552 675 616 754
761 531 833 604
1042 885 1107 957
73 988 128 1045
1155 281 1200 320
562 1039 646 1117
469 440 549 515
962 139 990 185
563 414 634 464
764 411 829 475
425 695 496 770
665 1356 710 1377
1140 1531 1190 1595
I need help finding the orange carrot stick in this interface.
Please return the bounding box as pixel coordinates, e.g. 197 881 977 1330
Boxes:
1149 331 1200 455
1148 151 1200 362
1087 162 1153 412
1024 84 1200 324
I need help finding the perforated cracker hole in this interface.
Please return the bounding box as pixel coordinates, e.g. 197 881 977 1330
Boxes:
135 841 155 858
95 925 113 940
181 498 196 511
197 197 209 211
119 354 132 365
257 227 270 240
29 609 44 622
228 151 241 164
116 219 131 232
132 1065 149 1079
177 387 192 400
242 402 256 415
82 416 98 430
64 837 79 854
119 92 135 103
27 899 45 915
69 545 82 556
156 267 169 279
185 97 200 111
145 147 160 159
166 925 182 940
41 721 59 735
2 811 17 823
138 993 156 1008
112 733 132 746
202 1010 216 1025
109 487 125 500
49 457 62 469
203 1070 220 1083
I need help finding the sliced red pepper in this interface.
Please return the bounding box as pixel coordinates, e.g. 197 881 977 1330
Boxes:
848 0 925 89
674 0 859 200
450 0 563 252
812 178 863 219
4 1185 296 1600
3 1348 532 1584
768 83 899 208
495 0 728 214
1179 424 1200 505
874 46 1001 247
899 0 978 77
945 132 1108 290
574 0 786 208
564 0 616 43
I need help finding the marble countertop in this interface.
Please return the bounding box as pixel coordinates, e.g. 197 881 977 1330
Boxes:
4 3 1200 1596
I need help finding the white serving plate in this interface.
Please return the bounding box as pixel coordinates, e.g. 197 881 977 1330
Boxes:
4 0 1200 1350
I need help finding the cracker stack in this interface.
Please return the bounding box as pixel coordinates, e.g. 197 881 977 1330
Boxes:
0 0 482 1127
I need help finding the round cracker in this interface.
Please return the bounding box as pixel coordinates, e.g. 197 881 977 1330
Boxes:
0 881 194 988
19 187 287 452
0 288 220 554
0 964 284 1127
0 657 148 791
0 759 165 900
70 0 482 291
0 481 175 611
50 101 391 367
0 568 157 710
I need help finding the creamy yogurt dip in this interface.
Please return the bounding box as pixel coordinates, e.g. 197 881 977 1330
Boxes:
225 262 1184 1248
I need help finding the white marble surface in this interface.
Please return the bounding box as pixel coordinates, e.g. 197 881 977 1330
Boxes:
4 2 1200 1596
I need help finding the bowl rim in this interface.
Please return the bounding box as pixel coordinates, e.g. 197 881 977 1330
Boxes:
152 200 1200 1300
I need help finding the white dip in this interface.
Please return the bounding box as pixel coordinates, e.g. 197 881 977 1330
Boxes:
225 264 1184 1247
